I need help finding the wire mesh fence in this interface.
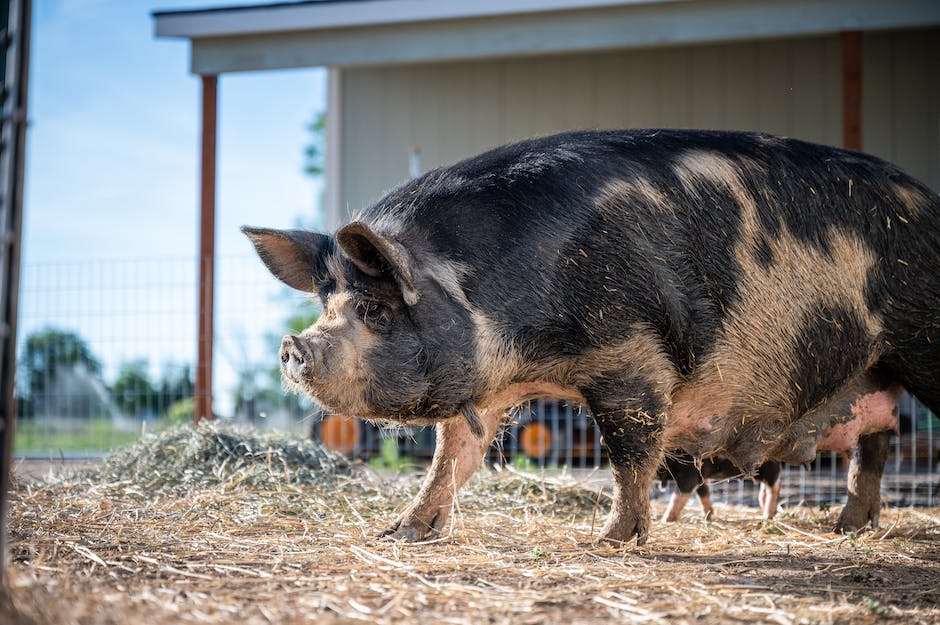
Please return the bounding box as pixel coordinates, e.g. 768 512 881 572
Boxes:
16 257 199 457
15 255 315 458
14 255 940 510
318 397 938 510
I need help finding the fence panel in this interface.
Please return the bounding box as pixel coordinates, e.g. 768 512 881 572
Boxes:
313 396 938 509
16 257 198 456
14 256 313 458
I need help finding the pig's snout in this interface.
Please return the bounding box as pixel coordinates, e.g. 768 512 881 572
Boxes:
280 335 323 381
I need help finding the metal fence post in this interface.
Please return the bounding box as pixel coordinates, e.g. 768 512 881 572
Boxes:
0 0 29 590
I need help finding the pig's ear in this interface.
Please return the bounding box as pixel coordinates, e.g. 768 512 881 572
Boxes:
241 226 334 293
336 221 419 305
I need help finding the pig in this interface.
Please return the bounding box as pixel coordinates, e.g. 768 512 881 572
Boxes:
244 129 938 546
657 453 781 521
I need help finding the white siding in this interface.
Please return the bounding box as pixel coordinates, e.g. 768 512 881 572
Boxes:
339 30 940 217
863 29 940 191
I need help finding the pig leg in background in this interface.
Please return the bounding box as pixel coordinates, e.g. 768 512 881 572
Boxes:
584 375 666 546
695 480 715 520
662 491 694 523
379 409 504 542
660 455 781 521
756 461 782 520
660 456 706 522
835 430 891 533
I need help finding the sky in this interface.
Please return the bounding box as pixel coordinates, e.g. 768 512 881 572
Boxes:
21 0 328 417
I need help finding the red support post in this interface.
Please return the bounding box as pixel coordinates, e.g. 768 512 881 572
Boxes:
842 31 862 151
195 74 217 423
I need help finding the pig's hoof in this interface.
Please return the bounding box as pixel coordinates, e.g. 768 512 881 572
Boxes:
377 512 444 543
598 515 650 547
834 499 880 534
378 523 429 542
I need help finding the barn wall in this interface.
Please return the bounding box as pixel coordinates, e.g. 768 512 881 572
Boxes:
863 29 940 192
339 28 940 217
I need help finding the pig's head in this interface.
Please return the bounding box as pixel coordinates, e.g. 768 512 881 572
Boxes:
242 222 484 435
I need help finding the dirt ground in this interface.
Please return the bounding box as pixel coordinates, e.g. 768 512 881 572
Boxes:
4 428 939 625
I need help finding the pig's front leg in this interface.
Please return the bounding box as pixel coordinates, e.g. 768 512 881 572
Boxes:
583 375 667 546
835 430 891 533
379 409 504 542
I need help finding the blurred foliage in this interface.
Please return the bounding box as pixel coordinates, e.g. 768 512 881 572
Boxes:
368 436 414 472
21 328 101 404
303 111 326 178
109 361 194 419
110 360 155 416
17 327 193 427
165 397 195 425
285 310 319 335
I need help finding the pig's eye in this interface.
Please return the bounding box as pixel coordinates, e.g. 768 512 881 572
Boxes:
354 300 392 330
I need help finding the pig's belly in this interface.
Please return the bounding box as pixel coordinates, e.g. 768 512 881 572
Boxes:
666 387 901 460
664 390 726 446
816 389 899 453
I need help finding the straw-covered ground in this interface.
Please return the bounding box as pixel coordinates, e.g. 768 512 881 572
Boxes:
4 423 940 625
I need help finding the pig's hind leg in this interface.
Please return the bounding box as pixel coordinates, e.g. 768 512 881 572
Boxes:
583 372 668 546
695 480 715 520
835 430 891 533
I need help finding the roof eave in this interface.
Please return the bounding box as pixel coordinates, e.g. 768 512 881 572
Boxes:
153 0 684 39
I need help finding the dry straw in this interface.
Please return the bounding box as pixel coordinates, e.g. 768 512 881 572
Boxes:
5 422 940 624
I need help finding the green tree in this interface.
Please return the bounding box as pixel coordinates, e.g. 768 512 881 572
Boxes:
110 360 157 417
109 360 194 419
21 328 102 407
303 111 326 178
155 364 194 415
110 359 193 417
165 396 194 425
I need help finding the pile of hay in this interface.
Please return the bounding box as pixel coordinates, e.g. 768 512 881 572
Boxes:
6 422 940 625
86 421 608 516
92 422 355 491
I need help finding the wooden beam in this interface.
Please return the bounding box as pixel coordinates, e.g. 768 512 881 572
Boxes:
195 74 217 423
842 30 862 151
